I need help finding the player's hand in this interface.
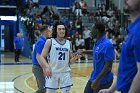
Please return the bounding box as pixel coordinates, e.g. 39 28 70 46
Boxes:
43 66 52 78
77 49 85 55
91 80 99 89
72 52 82 60
98 89 112 93
70 52 82 64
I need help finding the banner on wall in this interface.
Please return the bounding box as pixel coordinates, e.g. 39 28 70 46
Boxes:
39 0 75 7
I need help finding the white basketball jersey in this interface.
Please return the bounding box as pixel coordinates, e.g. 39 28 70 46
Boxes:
48 38 71 72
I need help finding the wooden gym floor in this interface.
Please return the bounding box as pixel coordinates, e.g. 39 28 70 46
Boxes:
0 52 120 93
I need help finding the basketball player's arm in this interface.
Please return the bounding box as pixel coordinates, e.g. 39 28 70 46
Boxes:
91 45 114 89
129 63 140 93
69 43 80 64
99 80 116 93
70 53 80 64
69 49 92 64
39 39 52 77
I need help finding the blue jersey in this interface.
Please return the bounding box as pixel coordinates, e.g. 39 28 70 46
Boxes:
14 37 23 49
32 36 46 65
89 35 114 84
117 17 140 93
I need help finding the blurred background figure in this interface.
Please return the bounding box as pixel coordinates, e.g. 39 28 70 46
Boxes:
13 33 24 62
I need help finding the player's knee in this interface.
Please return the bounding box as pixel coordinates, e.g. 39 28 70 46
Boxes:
47 89 56 93
61 87 71 93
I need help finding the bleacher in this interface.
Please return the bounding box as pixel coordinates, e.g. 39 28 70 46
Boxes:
0 0 129 59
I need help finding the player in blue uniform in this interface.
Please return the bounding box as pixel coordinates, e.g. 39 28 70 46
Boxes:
99 0 140 93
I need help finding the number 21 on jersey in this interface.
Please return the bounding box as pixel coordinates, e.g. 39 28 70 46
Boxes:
58 52 65 60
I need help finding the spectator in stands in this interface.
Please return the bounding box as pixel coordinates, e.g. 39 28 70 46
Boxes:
36 15 43 25
113 20 120 37
97 4 102 9
115 35 123 52
75 34 85 50
81 1 88 16
79 0 84 7
107 8 114 18
67 21 76 37
102 4 106 13
32 0 39 6
83 27 91 50
60 16 70 27
89 11 94 22
52 13 60 21
41 6 50 19
47 18 54 27
74 2 82 19
42 15 48 25
75 17 83 35
14 33 24 62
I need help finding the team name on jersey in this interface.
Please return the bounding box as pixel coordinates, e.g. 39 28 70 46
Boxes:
56 47 68 52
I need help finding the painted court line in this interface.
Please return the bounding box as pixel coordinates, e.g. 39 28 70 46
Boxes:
25 75 36 92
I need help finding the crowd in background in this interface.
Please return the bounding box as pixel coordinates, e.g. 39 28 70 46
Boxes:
22 0 126 55
94 2 125 52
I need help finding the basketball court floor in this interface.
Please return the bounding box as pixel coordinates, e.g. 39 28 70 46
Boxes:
0 52 120 93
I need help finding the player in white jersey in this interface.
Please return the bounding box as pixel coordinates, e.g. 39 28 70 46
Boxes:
39 21 81 93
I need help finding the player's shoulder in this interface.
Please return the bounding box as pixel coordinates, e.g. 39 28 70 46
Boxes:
104 39 113 47
65 39 71 44
66 39 70 42
43 38 52 47
46 38 52 42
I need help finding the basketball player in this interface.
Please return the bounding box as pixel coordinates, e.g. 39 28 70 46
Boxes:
99 0 140 93
39 21 80 93
32 26 52 93
83 22 114 93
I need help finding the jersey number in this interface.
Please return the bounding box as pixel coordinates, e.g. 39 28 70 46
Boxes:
58 52 65 60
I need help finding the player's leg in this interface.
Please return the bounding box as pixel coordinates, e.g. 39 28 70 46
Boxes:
60 72 73 93
15 49 18 62
17 49 21 61
84 80 93 93
47 89 56 93
93 79 113 93
16 49 20 61
61 87 70 93
32 65 46 93
46 72 59 93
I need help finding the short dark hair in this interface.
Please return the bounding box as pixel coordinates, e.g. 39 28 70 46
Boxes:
40 25 48 33
52 21 68 38
93 22 105 33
